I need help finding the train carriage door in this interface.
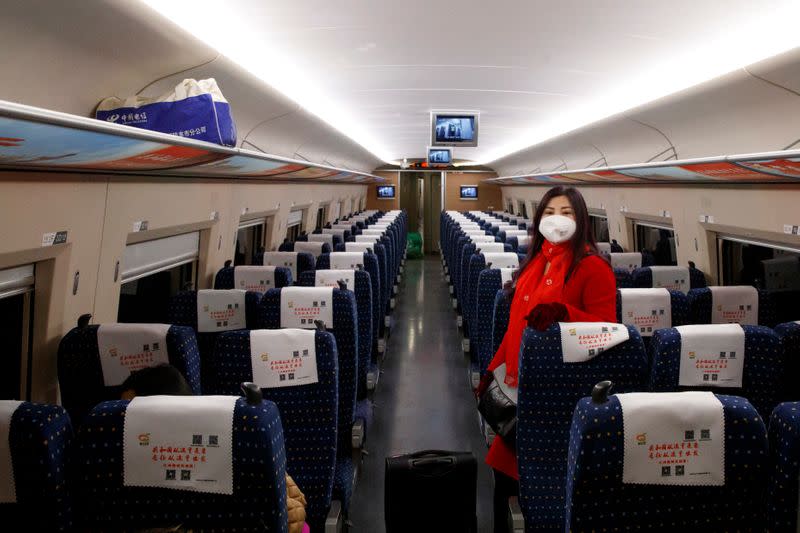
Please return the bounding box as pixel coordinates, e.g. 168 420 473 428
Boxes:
0 264 34 400
117 232 200 323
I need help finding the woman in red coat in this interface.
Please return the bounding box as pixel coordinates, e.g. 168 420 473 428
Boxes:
481 186 617 532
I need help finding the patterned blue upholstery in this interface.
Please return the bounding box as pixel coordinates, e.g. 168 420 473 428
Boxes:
299 270 373 399
492 289 512 359
505 236 530 251
768 401 800 531
631 266 707 290
299 233 343 247
517 324 649 529
476 269 504 375
57 324 202 425
257 289 358 462
72 398 287 532
613 268 634 289
167 290 262 391
333 456 355 511
615 289 689 353
213 266 293 290
208 330 338 531
335 242 389 323
2 402 72 531
775 322 800 401
318 253 381 359
566 394 768 531
688 287 776 326
279 241 332 255
649 325 784 420
256 251 316 278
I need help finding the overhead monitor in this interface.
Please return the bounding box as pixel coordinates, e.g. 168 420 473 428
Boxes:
431 112 479 147
460 185 478 200
427 147 452 165
376 185 396 199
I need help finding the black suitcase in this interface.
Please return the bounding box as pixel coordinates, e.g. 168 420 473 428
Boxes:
385 449 477 532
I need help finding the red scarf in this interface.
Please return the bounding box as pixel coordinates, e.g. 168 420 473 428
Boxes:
488 241 573 386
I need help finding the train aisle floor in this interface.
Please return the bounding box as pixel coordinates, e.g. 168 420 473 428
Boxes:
349 255 493 531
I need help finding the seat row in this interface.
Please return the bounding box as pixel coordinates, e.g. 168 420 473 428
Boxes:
48 209 407 531
0 393 289 531
441 210 800 530
506 322 800 531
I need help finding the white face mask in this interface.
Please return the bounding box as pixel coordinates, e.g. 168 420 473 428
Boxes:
539 214 577 244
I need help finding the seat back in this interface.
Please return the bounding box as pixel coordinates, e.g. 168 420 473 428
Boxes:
688 286 775 326
649 324 784 419
259 251 316 280
616 288 689 352
775 321 800 401
319 252 381 351
566 393 767 531
300 269 372 399
491 288 513 360
278 240 332 258
213 265 292 290
258 288 358 456
768 401 800 531
632 265 707 291
614 267 634 288
58 324 202 424
208 330 338 532
475 269 510 375
466 252 521 335
302 232 343 248
167 290 261 389
517 323 649 528
72 397 287 532
0 401 72 531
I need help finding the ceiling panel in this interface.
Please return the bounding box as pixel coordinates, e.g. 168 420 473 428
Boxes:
143 0 799 163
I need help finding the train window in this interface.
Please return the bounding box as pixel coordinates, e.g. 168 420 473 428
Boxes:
118 232 200 323
0 264 35 400
315 205 328 231
506 200 515 214
634 222 676 266
235 218 266 266
518 200 528 219
718 237 800 323
590 215 609 242
286 209 304 243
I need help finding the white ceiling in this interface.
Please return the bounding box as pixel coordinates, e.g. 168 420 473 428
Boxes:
143 0 800 166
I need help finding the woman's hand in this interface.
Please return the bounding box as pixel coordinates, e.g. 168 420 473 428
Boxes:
525 302 568 331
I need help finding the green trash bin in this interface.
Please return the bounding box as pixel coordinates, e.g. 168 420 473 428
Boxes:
406 232 424 259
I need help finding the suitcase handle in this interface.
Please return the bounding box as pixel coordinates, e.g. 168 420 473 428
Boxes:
407 450 458 470
410 457 455 468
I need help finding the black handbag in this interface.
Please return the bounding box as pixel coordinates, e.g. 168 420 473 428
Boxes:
477 370 517 448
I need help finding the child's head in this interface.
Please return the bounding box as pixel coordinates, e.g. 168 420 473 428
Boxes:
120 363 193 400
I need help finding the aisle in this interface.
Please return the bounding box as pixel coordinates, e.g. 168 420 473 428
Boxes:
348 256 493 531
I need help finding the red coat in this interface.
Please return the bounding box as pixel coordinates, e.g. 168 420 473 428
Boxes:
486 244 617 479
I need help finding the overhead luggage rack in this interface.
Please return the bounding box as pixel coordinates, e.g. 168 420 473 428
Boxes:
489 149 800 185
0 99 385 184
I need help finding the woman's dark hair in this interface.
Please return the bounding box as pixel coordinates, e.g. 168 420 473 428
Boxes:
120 363 193 397
510 186 599 287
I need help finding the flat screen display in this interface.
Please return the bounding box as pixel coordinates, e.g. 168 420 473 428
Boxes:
460 185 478 200
431 112 478 147
428 147 452 164
376 185 396 199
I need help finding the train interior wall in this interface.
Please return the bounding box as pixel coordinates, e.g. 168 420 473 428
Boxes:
0 175 366 403
502 184 800 283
